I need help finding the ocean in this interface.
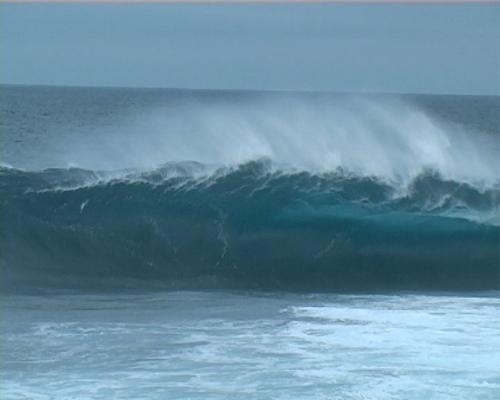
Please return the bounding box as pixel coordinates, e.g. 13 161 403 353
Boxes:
1 85 499 399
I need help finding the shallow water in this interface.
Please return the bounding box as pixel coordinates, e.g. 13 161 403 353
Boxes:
2 291 500 399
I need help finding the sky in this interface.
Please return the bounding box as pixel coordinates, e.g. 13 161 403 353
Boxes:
1 3 499 95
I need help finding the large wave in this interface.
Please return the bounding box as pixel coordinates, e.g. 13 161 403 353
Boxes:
2 159 499 292
1 92 499 291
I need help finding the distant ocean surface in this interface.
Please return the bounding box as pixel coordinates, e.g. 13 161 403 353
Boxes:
1 85 499 399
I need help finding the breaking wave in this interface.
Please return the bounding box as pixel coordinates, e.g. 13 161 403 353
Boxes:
2 91 500 291
2 159 499 292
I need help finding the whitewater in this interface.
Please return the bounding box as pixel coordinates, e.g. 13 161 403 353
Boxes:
1 85 499 399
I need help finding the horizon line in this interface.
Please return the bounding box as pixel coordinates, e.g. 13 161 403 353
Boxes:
2 82 499 97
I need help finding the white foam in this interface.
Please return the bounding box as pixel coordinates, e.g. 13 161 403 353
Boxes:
3 293 500 400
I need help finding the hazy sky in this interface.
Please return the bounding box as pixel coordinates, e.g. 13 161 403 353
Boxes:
1 3 499 95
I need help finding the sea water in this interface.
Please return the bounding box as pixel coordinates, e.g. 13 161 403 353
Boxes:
1 85 499 398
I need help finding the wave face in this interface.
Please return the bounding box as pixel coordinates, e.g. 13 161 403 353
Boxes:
2 160 499 291
1 86 499 291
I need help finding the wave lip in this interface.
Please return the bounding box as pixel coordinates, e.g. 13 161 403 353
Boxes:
2 160 499 219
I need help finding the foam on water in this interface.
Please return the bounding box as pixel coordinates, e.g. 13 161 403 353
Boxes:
2 292 500 400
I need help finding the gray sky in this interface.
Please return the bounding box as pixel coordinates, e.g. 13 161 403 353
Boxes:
1 3 499 95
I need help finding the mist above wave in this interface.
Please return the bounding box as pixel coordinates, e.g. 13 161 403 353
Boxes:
53 94 499 188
